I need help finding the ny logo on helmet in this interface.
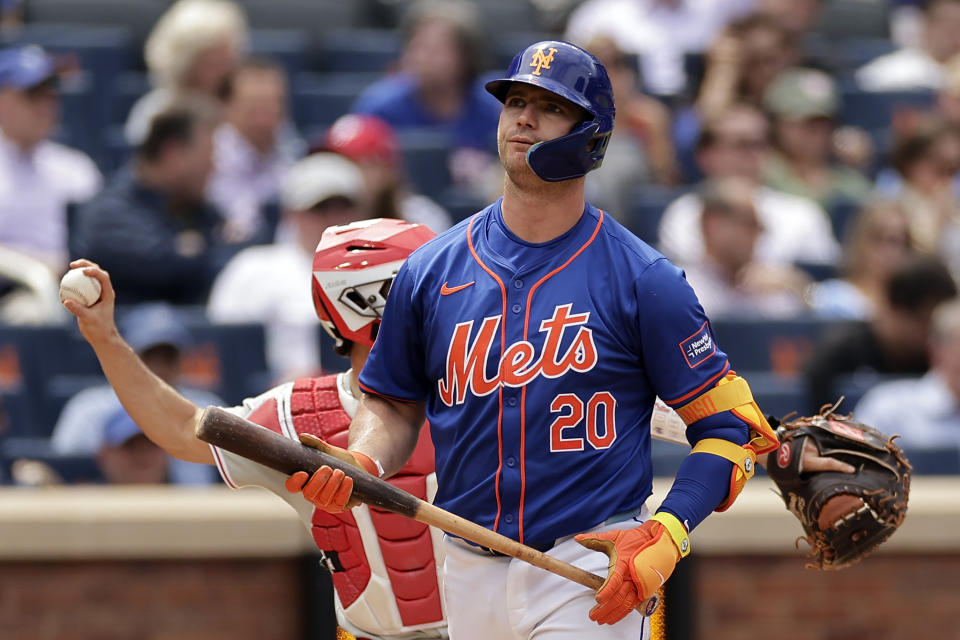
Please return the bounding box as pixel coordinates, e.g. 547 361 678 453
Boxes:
529 47 558 76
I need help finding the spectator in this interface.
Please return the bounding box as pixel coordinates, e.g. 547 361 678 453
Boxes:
73 97 229 305
207 153 366 380
0 45 102 273
52 303 220 484
582 36 678 221
694 13 800 125
658 102 840 267
887 119 960 277
206 57 302 243
564 0 754 97
319 114 452 233
804 253 957 412
679 177 810 318
762 68 873 215
854 299 960 452
125 0 248 145
350 0 501 191
755 0 822 36
96 413 173 484
807 200 914 320
0 0 22 31
856 0 960 91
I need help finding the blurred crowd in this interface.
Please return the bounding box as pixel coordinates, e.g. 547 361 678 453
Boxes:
0 0 958 484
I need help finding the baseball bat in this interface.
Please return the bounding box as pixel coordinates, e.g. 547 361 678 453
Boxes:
195 406 660 615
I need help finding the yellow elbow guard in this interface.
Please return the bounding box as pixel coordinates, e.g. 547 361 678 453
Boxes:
677 372 781 511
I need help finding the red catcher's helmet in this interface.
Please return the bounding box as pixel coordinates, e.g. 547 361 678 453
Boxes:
312 218 436 349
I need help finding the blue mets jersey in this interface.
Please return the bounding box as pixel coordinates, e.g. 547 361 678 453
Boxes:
359 201 734 544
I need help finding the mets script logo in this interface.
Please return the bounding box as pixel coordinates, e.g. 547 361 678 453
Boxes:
529 47 558 76
438 303 597 406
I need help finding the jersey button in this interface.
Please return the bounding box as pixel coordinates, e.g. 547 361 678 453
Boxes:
506 457 516 467
504 514 514 524
512 303 521 313
507 397 517 407
514 279 523 289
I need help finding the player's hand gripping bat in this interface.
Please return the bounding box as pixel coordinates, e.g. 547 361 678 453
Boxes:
195 406 660 617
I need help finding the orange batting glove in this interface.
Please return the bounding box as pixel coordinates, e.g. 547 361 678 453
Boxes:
575 512 690 625
284 433 380 512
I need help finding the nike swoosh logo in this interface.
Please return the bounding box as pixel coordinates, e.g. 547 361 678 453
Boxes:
653 568 666 587
441 281 475 295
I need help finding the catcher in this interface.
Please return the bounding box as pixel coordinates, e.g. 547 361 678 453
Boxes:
652 396 911 570
765 401 912 570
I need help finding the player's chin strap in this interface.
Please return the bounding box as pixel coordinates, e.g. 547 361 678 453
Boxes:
676 372 780 512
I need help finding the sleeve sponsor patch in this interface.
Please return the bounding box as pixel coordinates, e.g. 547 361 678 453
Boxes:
679 321 716 369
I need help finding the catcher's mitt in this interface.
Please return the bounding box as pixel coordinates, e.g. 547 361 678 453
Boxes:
766 404 911 570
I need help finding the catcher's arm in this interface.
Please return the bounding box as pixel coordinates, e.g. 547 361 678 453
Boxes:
62 259 212 464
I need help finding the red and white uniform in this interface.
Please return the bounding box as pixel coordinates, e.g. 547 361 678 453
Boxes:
210 372 447 640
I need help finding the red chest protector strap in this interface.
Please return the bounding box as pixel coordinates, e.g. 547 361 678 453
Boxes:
289 376 444 628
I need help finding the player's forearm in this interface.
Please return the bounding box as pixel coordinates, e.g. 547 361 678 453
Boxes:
348 393 425 478
88 330 213 464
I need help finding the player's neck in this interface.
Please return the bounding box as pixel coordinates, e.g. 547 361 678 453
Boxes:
501 175 586 243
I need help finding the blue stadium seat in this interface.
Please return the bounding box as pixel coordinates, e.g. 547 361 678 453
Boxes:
315 28 401 73
108 71 151 128
234 0 365 34
0 436 103 484
905 447 960 475
710 317 829 376
621 186 689 246
747 372 809 422
838 85 936 134
182 321 271 406
290 72 380 135
249 28 310 78
22 2 167 46
397 128 453 202
0 325 103 437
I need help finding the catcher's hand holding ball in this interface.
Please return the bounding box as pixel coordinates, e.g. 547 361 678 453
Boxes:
60 266 102 307
767 404 911 570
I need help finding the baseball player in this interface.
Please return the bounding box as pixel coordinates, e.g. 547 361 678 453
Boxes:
286 41 781 639
64 218 447 640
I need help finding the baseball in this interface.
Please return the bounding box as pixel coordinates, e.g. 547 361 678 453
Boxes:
59 268 102 307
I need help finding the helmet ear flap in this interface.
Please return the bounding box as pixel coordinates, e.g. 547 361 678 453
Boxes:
526 120 604 182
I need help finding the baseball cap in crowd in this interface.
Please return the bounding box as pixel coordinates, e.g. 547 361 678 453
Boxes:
102 410 145 447
763 68 839 120
280 152 364 211
317 114 401 165
120 303 192 355
0 45 57 90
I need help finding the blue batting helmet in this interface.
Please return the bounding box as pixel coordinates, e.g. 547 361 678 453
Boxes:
485 40 615 182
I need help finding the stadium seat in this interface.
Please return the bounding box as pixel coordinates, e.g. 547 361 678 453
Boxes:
290 72 380 136
315 28 401 73
233 0 364 35
838 85 936 134
813 0 891 40
621 186 690 246
397 128 453 203
108 71 151 127
710 317 830 377
905 447 960 475
22 1 167 47
181 321 271 406
249 28 310 79
0 436 104 484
